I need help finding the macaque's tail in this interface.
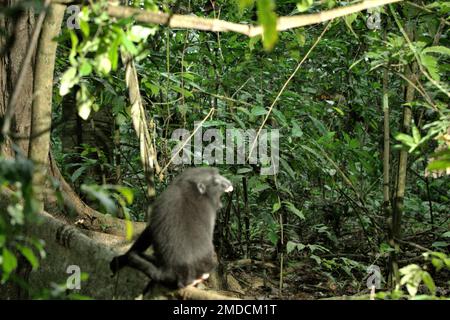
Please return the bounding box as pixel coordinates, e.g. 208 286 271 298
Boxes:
110 255 128 276
110 227 154 276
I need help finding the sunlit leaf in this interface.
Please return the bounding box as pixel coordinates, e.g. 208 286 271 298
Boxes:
422 45 450 56
128 25 156 42
421 271 436 295
297 0 313 12
59 67 78 96
125 220 133 241
238 0 254 10
79 60 92 77
96 54 112 75
116 186 134 205
79 19 90 38
257 0 278 50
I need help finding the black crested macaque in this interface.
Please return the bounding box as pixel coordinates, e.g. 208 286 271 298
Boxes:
110 167 233 289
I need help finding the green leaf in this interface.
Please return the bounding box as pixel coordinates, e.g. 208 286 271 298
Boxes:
286 241 297 254
71 167 86 183
96 54 112 75
125 220 133 241
79 60 92 77
78 101 92 120
248 36 261 51
280 158 296 180
272 108 287 126
181 73 195 81
79 19 90 38
431 241 448 248
16 245 39 270
116 186 134 205
412 124 421 144
333 107 345 116
441 231 450 238
128 25 155 42
144 81 160 97
121 34 138 55
344 13 358 38
421 271 436 295
395 133 415 148
309 115 328 135
2 248 17 281
257 0 278 51
431 258 444 271
7 204 24 225
272 201 281 213
251 106 267 116
252 182 270 193
237 167 253 174
405 283 419 297
420 53 439 81
81 185 117 214
294 28 306 46
68 30 79 66
310 254 322 265
109 35 122 71
232 114 247 130
238 0 254 10
291 121 303 137
284 201 305 220
422 45 450 56
427 159 450 171
268 230 278 246
59 67 78 96
380 242 394 253
171 85 193 98
297 0 313 12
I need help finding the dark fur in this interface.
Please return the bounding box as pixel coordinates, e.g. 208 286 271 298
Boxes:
110 167 232 289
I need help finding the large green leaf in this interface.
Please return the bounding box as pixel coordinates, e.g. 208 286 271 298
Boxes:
257 0 278 50
2 248 17 282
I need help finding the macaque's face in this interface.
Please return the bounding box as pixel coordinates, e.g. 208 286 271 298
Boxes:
194 172 233 208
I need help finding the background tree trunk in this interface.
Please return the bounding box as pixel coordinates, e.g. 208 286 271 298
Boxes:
0 0 34 156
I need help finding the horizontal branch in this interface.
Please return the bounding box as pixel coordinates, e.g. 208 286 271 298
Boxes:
104 0 402 36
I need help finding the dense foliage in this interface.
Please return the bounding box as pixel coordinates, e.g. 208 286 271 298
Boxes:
1 0 449 299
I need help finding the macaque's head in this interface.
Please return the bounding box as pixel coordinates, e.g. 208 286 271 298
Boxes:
183 167 233 208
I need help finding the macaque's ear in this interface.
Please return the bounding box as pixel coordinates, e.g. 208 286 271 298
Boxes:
197 182 206 194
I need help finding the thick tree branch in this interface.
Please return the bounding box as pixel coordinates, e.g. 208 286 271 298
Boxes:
104 0 402 36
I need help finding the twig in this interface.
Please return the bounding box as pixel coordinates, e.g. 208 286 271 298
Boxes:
248 21 331 159
395 238 431 252
158 107 215 177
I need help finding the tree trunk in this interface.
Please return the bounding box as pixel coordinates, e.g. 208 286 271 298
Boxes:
28 2 65 211
0 0 35 156
0 0 36 299
391 20 417 286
